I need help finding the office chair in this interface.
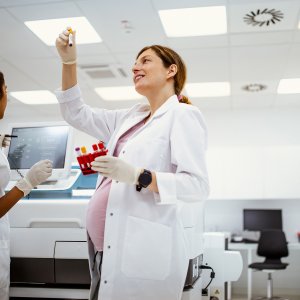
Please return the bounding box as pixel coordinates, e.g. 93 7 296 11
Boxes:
249 229 289 300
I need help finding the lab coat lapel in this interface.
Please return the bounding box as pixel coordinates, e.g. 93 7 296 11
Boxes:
109 95 179 152
151 95 179 120
128 95 180 140
108 110 150 154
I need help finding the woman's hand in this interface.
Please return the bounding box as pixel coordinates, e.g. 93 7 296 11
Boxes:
91 156 141 185
56 28 77 64
0 134 10 148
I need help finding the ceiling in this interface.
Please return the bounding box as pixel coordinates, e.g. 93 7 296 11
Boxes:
1 0 300 121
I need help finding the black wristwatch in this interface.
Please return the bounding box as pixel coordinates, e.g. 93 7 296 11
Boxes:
136 169 152 192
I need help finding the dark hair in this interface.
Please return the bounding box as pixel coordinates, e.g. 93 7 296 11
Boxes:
136 45 192 104
0 71 4 100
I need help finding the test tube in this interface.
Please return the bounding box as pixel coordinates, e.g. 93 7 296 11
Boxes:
75 147 85 170
68 28 73 47
81 146 92 168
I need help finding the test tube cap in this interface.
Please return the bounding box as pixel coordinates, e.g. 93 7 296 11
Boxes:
98 141 104 149
92 144 98 151
81 146 87 154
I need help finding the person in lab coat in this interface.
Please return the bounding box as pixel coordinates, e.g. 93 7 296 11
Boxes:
0 71 53 300
55 29 209 300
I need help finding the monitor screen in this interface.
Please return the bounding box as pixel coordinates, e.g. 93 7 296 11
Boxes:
243 209 282 231
5 122 74 181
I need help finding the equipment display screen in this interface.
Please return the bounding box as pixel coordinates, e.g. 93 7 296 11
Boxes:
7 126 69 170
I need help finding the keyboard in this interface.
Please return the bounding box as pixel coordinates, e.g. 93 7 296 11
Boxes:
243 238 258 244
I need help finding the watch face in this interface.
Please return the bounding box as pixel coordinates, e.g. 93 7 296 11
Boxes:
139 170 152 187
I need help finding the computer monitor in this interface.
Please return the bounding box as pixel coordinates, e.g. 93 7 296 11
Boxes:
243 209 283 231
5 122 74 182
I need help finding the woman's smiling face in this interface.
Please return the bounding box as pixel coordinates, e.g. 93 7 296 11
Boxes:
132 49 171 96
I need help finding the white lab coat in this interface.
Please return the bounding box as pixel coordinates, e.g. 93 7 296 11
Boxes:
0 149 10 300
56 85 209 300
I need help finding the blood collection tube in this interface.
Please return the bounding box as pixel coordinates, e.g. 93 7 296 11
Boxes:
68 28 73 47
98 141 108 155
92 144 100 159
75 147 85 170
81 146 92 168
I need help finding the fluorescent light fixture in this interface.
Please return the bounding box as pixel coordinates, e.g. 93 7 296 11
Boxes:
277 78 300 94
72 189 95 197
25 16 102 46
95 86 144 101
159 6 227 37
10 90 57 105
185 82 231 97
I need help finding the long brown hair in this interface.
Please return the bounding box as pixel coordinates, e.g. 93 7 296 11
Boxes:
0 71 5 100
136 45 192 104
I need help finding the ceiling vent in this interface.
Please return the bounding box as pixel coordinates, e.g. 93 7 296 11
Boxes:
243 9 284 27
79 64 128 79
242 83 267 92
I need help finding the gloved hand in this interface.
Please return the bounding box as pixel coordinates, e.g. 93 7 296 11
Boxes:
55 27 77 64
91 156 141 185
0 134 11 148
15 160 53 196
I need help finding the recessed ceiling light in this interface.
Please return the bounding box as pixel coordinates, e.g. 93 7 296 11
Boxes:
244 8 284 27
95 86 143 101
277 78 300 94
25 16 102 46
242 83 267 92
158 6 227 37
185 82 230 97
10 90 57 105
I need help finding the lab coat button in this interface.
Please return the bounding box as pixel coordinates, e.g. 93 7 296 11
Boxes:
110 213 113 216
104 280 107 284
122 150 125 154
108 245 111 249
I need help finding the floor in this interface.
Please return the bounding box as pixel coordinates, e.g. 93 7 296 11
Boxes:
232 296 300 300
10 293 300 300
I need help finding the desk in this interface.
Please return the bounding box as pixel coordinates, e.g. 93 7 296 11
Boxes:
228 242 300 300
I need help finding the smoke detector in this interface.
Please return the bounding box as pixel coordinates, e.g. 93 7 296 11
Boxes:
121 20 134 34
242 84 267 92
243 8 284 27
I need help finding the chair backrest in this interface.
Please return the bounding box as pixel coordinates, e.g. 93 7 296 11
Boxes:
257 229 288 260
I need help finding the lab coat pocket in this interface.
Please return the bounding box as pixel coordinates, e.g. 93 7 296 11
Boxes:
121 216 172 280
0 240 10 288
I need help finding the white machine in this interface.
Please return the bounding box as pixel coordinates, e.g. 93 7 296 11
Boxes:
9 198 91 299
202 232 243 300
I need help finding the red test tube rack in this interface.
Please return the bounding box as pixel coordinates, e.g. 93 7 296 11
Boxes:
75 141 108 175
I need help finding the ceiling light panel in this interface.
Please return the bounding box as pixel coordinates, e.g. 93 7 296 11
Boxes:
277 78 300 94
10 90 57 105
25 17 102 46
186 82 231 97
159 6 227 37
95 86 143 101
